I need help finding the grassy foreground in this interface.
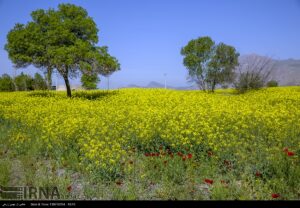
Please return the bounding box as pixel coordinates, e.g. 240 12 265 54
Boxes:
0 87 299 200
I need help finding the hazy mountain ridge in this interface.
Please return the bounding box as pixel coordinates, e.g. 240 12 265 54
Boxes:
273 59 300 86
123 81 197 90
124 55 300 89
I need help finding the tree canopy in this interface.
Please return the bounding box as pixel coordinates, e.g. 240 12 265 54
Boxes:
0 74 14 91
5 11 54 89
5 3 120 97
80 46 120 90
181 36 239 92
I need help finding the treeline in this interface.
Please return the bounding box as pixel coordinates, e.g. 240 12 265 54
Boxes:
0 72 47 92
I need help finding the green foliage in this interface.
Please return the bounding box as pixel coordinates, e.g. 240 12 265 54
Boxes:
5 16 53 89
14 72 34 91
0 160 10 187
181 36 214 91
267 80 279 87
0 74 14 91
0 72 47 91
234 71 264 93
33 73 47 90
5 3 120 97
181 36 239 92
81 73 99 90
208 43 239 91
92 46 120 77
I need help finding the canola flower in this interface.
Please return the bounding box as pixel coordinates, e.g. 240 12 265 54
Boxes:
0 87 299 174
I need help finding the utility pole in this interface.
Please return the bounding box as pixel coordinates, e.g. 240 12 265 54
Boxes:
56 71 58 91
164 73 167 89
13 66 18 91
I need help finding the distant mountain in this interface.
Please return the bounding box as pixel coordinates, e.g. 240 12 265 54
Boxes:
240 54 300 86
273 59 300 86
126 84 141 88
175 85 198 90
124 82 197 90
146 81 165 88
123 55 300 89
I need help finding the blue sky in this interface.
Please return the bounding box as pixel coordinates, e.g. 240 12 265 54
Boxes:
0 0 300 88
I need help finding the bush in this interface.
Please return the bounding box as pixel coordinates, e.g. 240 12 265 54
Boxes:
266 80 278 87
235 55 275 93
234 71 264 93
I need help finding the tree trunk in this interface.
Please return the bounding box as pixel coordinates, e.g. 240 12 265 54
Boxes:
63 75 72 97
211 79 216 93
46 67 53 90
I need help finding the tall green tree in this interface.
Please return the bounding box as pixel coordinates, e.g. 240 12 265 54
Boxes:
6 4 120 97
181 36 239 92
181 36 214 91
0 74 14 91
207 43 239 92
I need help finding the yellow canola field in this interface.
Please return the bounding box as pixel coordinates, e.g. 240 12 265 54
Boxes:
0 87 299 172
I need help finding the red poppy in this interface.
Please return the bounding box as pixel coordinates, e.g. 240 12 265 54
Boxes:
177 152 183 157
271 193 280 199
283 147 289 152
67 185 72 192
207 151 213 157
182 156 187 161
187 153 193 159
204 179 214 185
287 151 295 156
144 153 150 157
255 171 262 177
155 153 160 157
150 153 156 157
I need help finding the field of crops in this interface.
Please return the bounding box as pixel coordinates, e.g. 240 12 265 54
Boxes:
0 87 299 200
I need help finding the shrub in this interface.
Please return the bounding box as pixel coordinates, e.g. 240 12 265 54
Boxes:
266 80 278 87
234 71 264 93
